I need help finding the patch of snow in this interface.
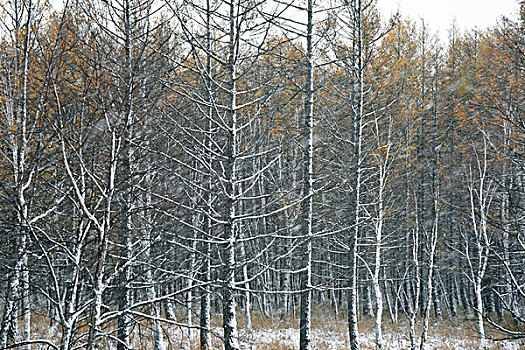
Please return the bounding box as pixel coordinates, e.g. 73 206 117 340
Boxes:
236 327 524 350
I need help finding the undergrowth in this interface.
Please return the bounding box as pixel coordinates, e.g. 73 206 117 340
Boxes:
27 303 525 349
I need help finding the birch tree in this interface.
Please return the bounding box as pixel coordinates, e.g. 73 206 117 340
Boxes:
0 1 64 348
163 1 286 348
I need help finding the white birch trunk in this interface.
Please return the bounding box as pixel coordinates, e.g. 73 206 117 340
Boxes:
187 230 197 345
373 218 384 350
200 236 212 350
467 140 492 350
222 2 240 349
200 1 213 344
348 1 364 348
409 219 421 350
299 0 314 348
372 116 391 349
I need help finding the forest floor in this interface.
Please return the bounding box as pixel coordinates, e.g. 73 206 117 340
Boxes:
160 312 525 350
31 310 525 349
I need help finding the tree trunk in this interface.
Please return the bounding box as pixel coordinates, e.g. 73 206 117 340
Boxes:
300 0 314 348
347 1 364 347
200 237 212 350
222 2 240 349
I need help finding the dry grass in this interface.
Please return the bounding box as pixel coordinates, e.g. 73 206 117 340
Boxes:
27 304 525 350
253 340 295 350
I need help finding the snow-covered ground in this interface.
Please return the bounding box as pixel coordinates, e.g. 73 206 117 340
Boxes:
35 316 522 349
237 327 522 350
160 324 523 350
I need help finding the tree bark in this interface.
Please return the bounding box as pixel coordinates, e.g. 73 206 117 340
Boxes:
299 0 315 349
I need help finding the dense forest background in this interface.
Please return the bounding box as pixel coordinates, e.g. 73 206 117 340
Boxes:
0 0 524 349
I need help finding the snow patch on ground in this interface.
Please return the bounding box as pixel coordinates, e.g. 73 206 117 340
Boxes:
145 321 525 350
236 327 523 349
